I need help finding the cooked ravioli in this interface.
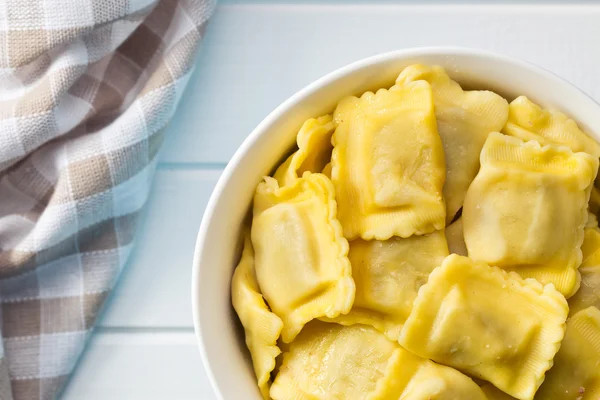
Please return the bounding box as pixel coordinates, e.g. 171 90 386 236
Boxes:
271 321 485 400
503 96 600 158
273 115 336 187
534 306 600 399
568 227 600 316
323 231 448 340
463 132 598 297
331 81 446 240
481 384 518 400
252 173 355 343
231 234 284 399
399 255 569 400
395 64 508 223
270 322 398 400
370 346 486 400
445 217 467 256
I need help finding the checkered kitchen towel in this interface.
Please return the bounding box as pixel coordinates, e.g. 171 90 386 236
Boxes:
0 0 215 398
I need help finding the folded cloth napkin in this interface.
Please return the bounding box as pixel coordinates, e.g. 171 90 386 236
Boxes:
0 0 216 398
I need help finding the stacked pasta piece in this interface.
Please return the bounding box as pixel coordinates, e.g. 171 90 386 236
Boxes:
231 64 600 400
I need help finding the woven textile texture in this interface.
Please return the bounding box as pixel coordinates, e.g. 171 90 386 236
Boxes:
0 0 216 398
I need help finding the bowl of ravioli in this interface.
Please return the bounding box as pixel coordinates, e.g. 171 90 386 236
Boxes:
192 47 600 400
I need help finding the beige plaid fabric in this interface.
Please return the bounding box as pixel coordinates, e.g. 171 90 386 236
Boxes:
0 0 215 398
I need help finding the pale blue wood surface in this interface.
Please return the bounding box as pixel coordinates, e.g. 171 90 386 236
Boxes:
161 2 600 164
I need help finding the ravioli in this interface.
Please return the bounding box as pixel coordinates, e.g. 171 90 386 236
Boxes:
568 227 600 316
270 322 399 400
252 173 355 343
534 306 600 399
231 234 284 399
331 81 446 240
270 321 485 400
399 254 569 400
323 230 449 340
395 64 509 223
370 347 487 400
481 384 518 400
273 115 336 187
503 96 600 158
445 217 467 256
463 132 598 297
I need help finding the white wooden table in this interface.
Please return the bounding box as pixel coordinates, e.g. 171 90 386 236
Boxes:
59 1 600 398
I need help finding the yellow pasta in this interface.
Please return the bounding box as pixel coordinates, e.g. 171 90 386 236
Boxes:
445 217 467 256
399 254 568 400
271 321 486 400
273 115 336 187
321 162 332 178
503 96 600 158
463 132 598 297
587 212 598 229
232 64 600 398
331 81 446 240
323 230 448 340
252 173 355 343
270 322 399 400
481 384 518 400
568 227 600 316
371 346 486 400
534 306 600 399
231 234 284 399
396 64 509 223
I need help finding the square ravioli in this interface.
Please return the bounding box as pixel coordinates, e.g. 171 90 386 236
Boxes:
463 132 598 297
270 322 398 400
396 64 508 223
331 80 446 240
399 254 569 400
231 234 283 399
270 321 486 400
503 96 600 158
252 173 355 343
273 115 336 187
322 230 448 340
534 306 600 399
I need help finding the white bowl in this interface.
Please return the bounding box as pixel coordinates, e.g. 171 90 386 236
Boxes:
192 47 600 400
